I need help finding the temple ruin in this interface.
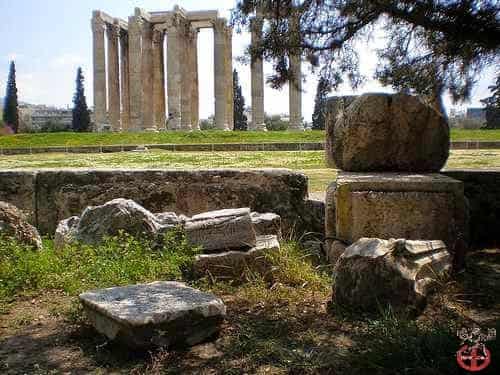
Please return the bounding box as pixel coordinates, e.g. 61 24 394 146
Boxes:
91 5 303 132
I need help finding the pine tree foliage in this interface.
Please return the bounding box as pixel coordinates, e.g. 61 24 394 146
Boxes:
72 67 91 132
233 69 248 130
312 77 331 130
232 0 500 102
3 61 19 133
481 75 500 129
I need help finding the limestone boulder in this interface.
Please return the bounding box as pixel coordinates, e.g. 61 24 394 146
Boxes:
75 198 163 246
326 240 347 266
193 235 280 280
330 93 450 172
251 212 282 237
333 238 451 313
185 208 257 252
0 201 42 250
54 216 80 251
79 281 226 349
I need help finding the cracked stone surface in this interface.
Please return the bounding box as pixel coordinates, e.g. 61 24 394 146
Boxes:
79 281 226 348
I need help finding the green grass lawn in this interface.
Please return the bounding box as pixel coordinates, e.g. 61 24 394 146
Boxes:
0 128 499 149
1 149 498 193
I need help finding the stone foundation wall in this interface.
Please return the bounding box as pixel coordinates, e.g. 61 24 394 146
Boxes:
442 170 500 248
0 169 323 236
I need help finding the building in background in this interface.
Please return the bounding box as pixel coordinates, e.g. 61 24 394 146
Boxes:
466 107 486 122
19 104 73 132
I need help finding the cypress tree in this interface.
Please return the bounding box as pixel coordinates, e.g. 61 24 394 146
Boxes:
481 75 500 129
233 69 248 131
72 67 91 132
312 77 330 130
3 61 19 133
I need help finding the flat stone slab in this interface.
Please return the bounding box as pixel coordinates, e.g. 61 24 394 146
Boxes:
194 235 280 280
79 281 226 349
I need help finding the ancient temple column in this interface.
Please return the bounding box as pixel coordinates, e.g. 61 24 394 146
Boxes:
167 17 182 130
214 19 229 131
289 54 303 131
141 20 155 131
107 22 121 132
181 25 193 131
190 28 200 130
288 15 303 131
152 28 166 130
250 14 266 131
128 15 143 131
120 30 130 131
225 27 234 130
91 12 107 130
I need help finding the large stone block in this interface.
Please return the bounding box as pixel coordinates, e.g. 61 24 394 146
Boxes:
80 281 226 349
329 93 450 172
326 172 466 256
34 169 308 235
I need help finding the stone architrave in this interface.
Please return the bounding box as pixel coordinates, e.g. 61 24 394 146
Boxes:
120 30 130 131
141 20 155 131
79 281 226 349
167 16 182 130
250 13 266 131
214 19 229 131
152 28 166 130
181 25 193 130
92 12 107 130
107 22 121 132
128 15 144 131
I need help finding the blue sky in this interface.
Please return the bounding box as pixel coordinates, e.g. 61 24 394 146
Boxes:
0 0 495 120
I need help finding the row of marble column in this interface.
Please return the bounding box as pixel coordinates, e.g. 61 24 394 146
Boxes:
92 10 302 132
92 12 234 132
250 12 303 131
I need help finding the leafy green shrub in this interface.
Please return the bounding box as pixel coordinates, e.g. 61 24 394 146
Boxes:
0 229 200 300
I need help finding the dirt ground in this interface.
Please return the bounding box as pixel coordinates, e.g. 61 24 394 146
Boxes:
1 249 499 375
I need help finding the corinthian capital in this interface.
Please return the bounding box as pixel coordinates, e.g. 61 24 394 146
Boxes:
152 29 164 45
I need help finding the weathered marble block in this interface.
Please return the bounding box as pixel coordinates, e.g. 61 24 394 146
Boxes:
326 172 466 258
79 281 226 349
185 208 257 252
193 235 280 280
333 238 451 312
